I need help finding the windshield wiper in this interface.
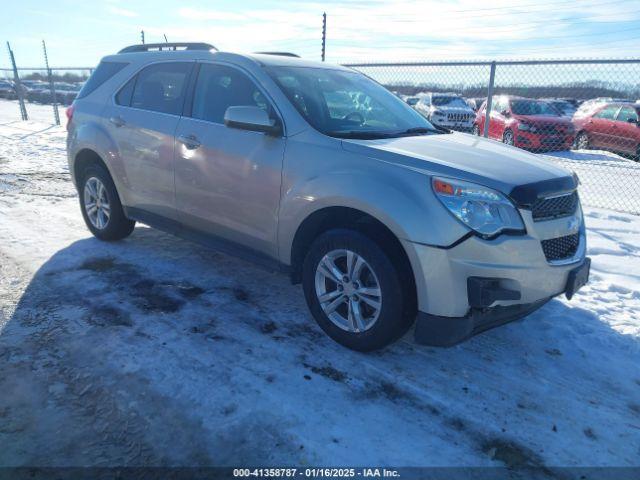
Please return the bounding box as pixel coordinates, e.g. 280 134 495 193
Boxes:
327 126 443 140
326 130 398 139
401 127 439 135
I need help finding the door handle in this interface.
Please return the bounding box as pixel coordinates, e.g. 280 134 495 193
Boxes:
177 134 201 150
109 116 125 127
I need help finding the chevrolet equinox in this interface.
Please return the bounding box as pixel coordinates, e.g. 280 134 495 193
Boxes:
66 43 590 351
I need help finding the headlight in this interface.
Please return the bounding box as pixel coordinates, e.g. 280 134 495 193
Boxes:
431 109 445 116
432 177 525 238
518 122 537 132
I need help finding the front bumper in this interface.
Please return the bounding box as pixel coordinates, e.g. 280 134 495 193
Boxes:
402 207 589 345
414 257 590 346
515 130 575 150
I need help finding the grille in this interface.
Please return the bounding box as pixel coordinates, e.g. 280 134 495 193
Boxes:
447 113 473 121
541 233 580 262
531 192 578 221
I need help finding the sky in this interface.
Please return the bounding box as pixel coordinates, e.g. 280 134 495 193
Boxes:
2 0 640 68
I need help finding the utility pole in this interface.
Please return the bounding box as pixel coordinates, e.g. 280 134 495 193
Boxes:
42 40 60 125
6 42 28 121
321 12 327 62
141 30 145 44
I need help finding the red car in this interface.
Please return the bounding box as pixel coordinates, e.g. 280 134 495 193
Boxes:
472 96 575 152
573 102 640 158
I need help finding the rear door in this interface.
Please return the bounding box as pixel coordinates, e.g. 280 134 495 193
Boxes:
613 106 640 154
174 62 286 258
102 61 194 219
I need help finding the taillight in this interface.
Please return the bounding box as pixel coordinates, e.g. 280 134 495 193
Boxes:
65 104 75 131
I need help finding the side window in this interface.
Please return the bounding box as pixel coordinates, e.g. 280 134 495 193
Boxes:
130 62 192 115
115 76 136 106
617 106 639 123
191 63 273 124
594 105 619 120
77 61 128 99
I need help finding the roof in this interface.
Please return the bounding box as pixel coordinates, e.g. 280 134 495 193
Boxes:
104 45 349 72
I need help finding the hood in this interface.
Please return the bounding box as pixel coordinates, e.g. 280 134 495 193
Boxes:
432 105 475 114
341 132 576 203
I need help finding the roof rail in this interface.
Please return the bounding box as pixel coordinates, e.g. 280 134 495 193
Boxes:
118 43 217 54
253 51 300 58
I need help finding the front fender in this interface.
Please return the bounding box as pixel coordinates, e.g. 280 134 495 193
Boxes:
277 166 469 265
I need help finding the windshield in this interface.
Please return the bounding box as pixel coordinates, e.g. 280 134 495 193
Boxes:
266 66 438 138
511 100 559 116
432 96 468 108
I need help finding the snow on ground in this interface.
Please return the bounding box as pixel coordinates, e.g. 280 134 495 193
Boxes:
1 99 639 468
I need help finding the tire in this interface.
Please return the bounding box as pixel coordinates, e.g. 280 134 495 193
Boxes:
302 229 412 351
502 129 515 146
472 124 480 136
575 131 590 150
78 163 135 241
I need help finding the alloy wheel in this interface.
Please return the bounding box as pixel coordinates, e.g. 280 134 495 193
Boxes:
314 249 382 333
83 177 111 230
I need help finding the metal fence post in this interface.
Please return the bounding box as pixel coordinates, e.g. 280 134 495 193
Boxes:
6 42 28 121
483 61 496 138
42 40 60 126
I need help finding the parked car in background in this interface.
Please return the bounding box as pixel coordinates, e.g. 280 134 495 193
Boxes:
473 96 575 152
465 97 485 111
414 92 476 131
404 96 420 107
20 80 48 96
541 98 577 118
28 82 81 105
573 102 640 159
0 80 15 99
574 97 631 119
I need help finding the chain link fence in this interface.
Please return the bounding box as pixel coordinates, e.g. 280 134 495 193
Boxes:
345 59 640 214
0 67 92 124
1 58 639 214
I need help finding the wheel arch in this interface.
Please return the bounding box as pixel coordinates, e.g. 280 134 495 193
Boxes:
289 206 417 317
73 148 110 186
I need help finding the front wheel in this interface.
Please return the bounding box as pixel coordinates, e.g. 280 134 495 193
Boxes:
302 229 412 351
79 164 135 241
502 129 515 146
472 124 481 136
574 131 590 150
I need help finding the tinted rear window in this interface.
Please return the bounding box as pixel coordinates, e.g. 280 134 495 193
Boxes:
76 61 128 99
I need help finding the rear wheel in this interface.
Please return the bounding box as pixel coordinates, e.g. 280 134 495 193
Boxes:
79 164 135 241
575 131 590 150
502 129 515 146
302 229 411 351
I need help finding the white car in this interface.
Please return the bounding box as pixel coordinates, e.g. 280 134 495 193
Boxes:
414 93 476 132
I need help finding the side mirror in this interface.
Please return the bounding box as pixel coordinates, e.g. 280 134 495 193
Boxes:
224 106 282 136
627 117 639 125
501 109 510 117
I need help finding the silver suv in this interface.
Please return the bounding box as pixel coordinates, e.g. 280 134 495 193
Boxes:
67 43 590 351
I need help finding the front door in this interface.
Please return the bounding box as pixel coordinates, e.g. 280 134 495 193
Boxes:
613 105 640 155
174 63 285 258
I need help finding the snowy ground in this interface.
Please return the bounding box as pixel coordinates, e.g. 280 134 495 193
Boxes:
1 100 639 469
